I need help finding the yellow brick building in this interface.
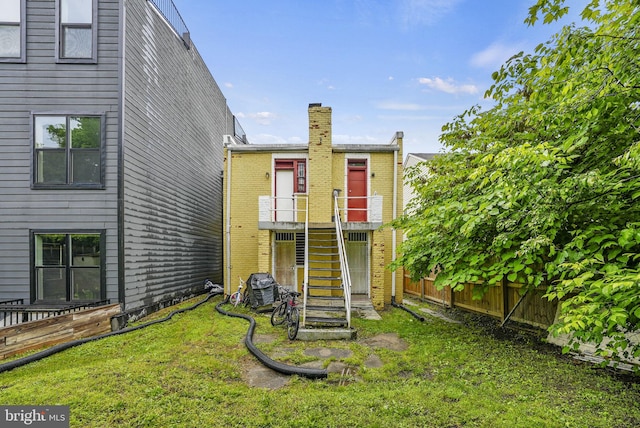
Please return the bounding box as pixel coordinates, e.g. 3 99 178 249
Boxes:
223 104 402 325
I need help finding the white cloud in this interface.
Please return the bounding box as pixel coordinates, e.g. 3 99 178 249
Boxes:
246 133 306 145
333 134 379 144
237 111 277 126
224 82 234 88
399 0 463 27
375 101 424 111
253 112 276 125
418 77 478 95
470 42 525 70
250 133 287 145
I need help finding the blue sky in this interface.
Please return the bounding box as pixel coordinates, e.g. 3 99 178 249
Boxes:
172 0 587 156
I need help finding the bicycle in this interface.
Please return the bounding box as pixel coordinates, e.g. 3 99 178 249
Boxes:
270 287 300 340
229 276 248 307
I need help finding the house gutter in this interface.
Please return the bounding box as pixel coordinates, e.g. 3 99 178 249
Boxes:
116 0 127 307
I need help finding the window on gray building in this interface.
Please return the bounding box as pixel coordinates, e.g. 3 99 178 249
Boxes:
0 0 25 62
33 232 104 302
33 114 104 188
57 0 97 62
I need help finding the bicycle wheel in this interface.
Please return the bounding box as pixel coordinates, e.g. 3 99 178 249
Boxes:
229 291 241 306
243 288 252 308
287 307 300 340
271 301 287 326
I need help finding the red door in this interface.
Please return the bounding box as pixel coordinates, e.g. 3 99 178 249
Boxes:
347 160 367 222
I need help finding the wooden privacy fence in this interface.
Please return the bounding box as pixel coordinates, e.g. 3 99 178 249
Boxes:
403 270 557 329
0 303 121 360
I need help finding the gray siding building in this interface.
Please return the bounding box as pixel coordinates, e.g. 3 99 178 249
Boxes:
0 0 235 320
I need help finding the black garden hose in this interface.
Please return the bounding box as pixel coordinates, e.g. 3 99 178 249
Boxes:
0 292 221 374
215 300 328 379
391 298 426 322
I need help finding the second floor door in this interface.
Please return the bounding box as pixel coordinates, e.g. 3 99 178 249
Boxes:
275 168 294 221
347 159 367 222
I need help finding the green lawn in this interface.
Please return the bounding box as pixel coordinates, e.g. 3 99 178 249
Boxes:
1 295 638 427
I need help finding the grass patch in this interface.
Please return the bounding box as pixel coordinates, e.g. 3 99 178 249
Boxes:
1 295 638 427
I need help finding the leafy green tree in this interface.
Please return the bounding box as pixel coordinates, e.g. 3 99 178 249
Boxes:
46 116 100 148
393 0 640 362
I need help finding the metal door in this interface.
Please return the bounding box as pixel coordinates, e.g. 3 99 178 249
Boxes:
347 160 367 221
346 232 369 295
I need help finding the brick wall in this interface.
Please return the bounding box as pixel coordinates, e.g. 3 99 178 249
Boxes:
223 148 272 289
308 105 334 223
223 110 404 308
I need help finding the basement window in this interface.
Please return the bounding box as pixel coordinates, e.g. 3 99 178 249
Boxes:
33 231 105 302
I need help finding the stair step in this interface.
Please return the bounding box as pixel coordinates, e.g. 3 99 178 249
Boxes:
305 295 343 301
308 267 341 272
308 283 342 288
304 316 348 326
306 305 346 312
309 276 341 281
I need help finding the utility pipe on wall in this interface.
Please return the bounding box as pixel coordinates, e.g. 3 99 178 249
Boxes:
391 134 399 299
225 140 233 296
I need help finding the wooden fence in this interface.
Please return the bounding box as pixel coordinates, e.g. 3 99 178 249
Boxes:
403 271 557 329
0 303 121 360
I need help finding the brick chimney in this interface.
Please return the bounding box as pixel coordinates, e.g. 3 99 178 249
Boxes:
307 103 333 223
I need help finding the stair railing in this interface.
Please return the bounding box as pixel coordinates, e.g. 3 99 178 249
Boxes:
333 190 352 328
302 194 309 327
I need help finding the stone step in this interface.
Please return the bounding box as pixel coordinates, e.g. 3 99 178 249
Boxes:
296 328 357 341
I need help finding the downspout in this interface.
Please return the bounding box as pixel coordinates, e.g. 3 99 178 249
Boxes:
116 0 127 308
225 144 232 296
391 136 398 301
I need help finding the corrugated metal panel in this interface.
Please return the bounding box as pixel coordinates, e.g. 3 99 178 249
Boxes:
121 0 230 311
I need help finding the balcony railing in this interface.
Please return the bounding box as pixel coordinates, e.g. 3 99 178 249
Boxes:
148 0 191 47
334 195 383 223
0 299 111 328
258 195 382 224
259 195 308 223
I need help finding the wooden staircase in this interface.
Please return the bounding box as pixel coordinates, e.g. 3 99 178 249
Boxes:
303 228 349 327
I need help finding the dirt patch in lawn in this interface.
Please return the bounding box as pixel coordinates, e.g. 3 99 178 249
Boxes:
244 333 408 389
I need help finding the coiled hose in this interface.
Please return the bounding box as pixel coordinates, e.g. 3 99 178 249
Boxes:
0 292 221 374
1 292 328 380
391 298 426 322
215 300 328 379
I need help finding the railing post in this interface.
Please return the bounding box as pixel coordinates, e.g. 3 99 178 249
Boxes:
333 191 351 328
302 195 309 327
